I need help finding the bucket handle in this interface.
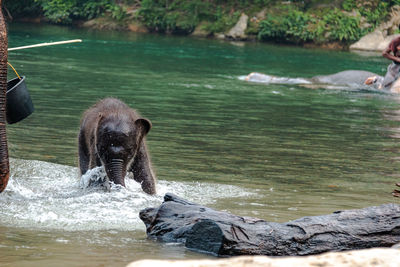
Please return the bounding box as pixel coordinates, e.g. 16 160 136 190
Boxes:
7 62 21 80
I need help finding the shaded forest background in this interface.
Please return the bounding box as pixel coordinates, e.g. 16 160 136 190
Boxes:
4 0 400 45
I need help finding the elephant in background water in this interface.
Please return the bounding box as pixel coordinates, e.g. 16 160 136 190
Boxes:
311 70 400 93
0 0 9 193
245 70 400 93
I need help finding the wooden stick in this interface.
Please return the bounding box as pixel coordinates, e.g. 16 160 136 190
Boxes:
8 39 82 51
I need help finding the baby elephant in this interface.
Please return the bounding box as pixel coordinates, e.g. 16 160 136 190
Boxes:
78 98 156 194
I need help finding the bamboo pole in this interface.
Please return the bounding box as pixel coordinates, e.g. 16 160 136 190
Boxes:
8 39 82 51
0 0 9 193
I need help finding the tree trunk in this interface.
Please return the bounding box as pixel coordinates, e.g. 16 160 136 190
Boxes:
139 193 400 256
0 0 9 193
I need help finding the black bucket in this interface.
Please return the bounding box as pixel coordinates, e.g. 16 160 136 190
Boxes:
6 76 34 124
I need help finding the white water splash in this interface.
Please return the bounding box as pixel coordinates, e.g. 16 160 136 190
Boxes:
79 166 109 189
239 72 311 85
0 159 257 232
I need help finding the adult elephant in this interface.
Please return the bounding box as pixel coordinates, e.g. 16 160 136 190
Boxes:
310 70 382 87
245 70 399 92
0 0 9 193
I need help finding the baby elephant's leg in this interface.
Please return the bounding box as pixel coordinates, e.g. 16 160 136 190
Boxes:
130 143 156 194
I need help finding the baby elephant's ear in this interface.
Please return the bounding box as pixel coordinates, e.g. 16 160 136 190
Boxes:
135 118 152 135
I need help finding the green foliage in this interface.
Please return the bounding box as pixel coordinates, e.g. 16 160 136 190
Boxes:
202 8 240 34
258 8 314 43
258 6 364 44
323 9 363 42
137 0 239 34
35 0 74 23
106 4 127 21
4 0 42 18
30 0 125 24
342 0 389 27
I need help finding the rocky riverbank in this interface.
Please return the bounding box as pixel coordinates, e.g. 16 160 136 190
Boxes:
77 5 400 51
6 1 400 51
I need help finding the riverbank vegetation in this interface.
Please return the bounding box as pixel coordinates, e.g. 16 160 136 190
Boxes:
4 0 400 45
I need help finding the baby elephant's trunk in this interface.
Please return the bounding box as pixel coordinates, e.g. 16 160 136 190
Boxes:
106 159 126 187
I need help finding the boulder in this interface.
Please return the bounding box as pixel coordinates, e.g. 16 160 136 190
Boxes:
127 247 400 267
350 31 400 52
350 30 390 51
225 13 248 40
350 5 400 51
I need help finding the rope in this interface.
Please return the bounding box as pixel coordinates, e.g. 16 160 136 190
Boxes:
7 62 21 80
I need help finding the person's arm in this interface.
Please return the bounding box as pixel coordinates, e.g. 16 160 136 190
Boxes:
382 46 400 63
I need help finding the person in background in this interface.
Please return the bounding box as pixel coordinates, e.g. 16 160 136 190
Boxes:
365 36 400 89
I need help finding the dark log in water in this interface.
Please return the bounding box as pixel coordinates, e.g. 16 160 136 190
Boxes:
139 193 400 256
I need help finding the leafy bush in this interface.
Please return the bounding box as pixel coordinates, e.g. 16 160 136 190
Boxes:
258 8 314 43
35 0 75 23
4 0 42 18
258 6 364 44
322 9 363 42
137 0 168 32
137 0 238 34
31 0 125 24
342 0 389 27
202 8 240 34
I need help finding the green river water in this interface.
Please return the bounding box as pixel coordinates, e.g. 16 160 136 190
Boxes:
1 22 400 266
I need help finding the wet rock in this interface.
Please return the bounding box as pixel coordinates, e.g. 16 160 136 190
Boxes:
127 248 400 267
140 193 400 257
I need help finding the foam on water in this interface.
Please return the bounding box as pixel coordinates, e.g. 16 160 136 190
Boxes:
239 72 311 85
0 159 256 232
